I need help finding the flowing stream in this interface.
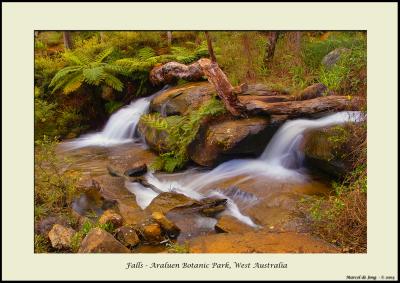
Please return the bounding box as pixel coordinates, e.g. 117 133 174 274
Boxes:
60 88 363 233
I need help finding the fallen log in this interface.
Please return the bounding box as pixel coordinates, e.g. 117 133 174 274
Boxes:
150 58 245 117
149 61 204 85
243 95 363 117
198 58 245 117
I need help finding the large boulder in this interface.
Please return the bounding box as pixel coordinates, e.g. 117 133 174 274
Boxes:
188 116 287 166
78 228 130 253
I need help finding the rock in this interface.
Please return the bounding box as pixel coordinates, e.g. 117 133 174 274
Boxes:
201 205 226 217
322 48 351 69
137 119 171 152
150 82 215 116
115 226 140 247
151 212 180 238
124 164 147 177
146 192 200 214
189 230 339 253
142 223 163 242
243 95 363 118
302 125 354 178
78 228 130 253
98 210 123 228
295 83 328 100
188 116 286 166
48 224 76 250
215 215 255 233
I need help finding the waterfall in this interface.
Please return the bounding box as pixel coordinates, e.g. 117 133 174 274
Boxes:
127 111 363 227
61 87 168 150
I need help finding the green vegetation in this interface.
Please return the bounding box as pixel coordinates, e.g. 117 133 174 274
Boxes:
299 119 367 252
141 97 226 172
166 241 190 253
34 136 80 220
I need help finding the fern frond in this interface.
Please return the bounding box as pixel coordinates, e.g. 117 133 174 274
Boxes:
94 47 114 63
103 73 124 92
105 64 131 76
49 66 82 88
137 47 156 60
63 73 85 94
51 71 82 94
83 66 105 85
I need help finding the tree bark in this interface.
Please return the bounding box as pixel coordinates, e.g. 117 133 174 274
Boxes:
264 31 279 65
204 31 217 62
149 58 245 117
63 31 73 50
198 58 245 117
167 31 172 47
242 95 363 117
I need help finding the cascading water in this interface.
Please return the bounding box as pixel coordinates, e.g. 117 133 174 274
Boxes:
61 86 168 150
126 110 363 227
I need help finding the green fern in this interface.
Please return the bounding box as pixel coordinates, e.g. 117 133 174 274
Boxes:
142 97 226 172
50 47 129 94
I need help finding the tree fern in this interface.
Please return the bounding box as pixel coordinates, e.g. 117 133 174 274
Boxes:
50 47 129 94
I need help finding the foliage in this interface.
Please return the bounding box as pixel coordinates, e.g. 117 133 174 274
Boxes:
166 241 190 253
49 47 129 94
298 118 367 252
34 136 80 220
34 234 52 253
318 44 367 94
105 100 124 114
141 97 226 172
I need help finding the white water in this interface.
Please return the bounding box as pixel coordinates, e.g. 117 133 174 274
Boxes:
126 110 363 227
61 87 168 150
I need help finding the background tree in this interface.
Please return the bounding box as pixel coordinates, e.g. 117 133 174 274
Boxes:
63 31 74 50
264 31 279 65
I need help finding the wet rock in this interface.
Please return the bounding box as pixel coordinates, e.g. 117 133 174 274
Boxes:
146 192 200 214
302 125 353 178
48 224 76 250
322 47 351 69
151 212 180 238
215 215 255 234
115 226 140 247
189 230 339 253
201 205 226 217
78 228 130 253
150 82 215 116
295 83 328 100
124 164 148 177
189 116 285 166
198 198 227 217
98 210 123 228
142 223 163 243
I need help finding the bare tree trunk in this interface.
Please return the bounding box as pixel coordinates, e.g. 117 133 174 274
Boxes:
204 31 217 62
63 31 73 50
167 31 172 47
242 33 256 81
264 31 279 65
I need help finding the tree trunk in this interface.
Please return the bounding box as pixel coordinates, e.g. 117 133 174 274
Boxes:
100 32 106 43
204 31 217 62
293 31 302 55
167 31 172 47
63 31 73 50
264 31 279 65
